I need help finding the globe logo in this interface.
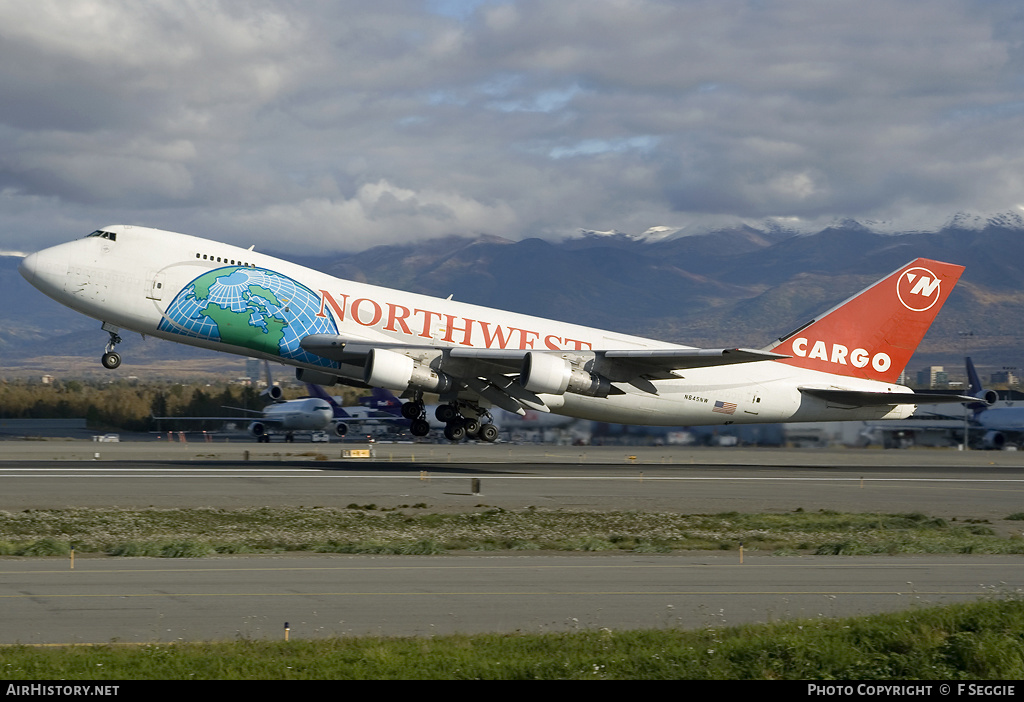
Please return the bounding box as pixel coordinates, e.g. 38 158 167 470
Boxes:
158 267 339 368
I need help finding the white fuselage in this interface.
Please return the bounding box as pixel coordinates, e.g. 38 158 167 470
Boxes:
262 398 334 431
20 225 917 426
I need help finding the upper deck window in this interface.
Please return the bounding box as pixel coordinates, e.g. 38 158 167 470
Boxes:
86 230 117 241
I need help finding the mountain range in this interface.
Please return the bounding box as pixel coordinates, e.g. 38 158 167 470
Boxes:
3 212 1022 381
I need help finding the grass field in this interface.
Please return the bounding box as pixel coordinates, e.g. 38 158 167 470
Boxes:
2 599 1022 679
1 506 1022 557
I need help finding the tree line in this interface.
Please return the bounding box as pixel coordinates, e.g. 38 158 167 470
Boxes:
0 379 363 432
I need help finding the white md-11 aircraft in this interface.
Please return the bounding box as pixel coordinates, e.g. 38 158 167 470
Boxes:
20 225 972 442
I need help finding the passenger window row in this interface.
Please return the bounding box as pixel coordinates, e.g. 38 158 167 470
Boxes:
195 253 255 268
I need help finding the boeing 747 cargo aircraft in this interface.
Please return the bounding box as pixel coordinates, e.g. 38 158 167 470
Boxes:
20 225 971 441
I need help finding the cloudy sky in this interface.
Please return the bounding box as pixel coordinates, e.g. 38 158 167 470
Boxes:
3 0 1024 254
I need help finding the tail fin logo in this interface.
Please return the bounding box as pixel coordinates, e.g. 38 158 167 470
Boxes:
770 257 964 383
897 267 941 312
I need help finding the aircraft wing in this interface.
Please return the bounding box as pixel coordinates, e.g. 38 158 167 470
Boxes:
598 347 788 378
300 334 787 411
327 411 407 424
301 335 784 371
798 387 977 407
151 414 288 425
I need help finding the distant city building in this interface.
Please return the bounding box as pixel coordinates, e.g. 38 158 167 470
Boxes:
245 359 262 385
917 366 947 388
991 370 1019 386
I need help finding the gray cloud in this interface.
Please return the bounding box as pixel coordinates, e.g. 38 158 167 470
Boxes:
2 0 1024 253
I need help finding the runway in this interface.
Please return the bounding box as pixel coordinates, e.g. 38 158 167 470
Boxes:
2 443 1023 519
1 441 1022 643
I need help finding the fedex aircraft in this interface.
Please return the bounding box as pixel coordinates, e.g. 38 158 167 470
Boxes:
19 225 971 442
223 381 347 443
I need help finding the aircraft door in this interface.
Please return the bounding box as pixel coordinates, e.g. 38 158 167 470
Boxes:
146 270 166 301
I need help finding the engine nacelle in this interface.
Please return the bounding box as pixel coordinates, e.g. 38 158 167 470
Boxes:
333 422 348 437
519 352 612 398
977 389 999 407
295 368 339 386
363 348 454 393
520 352 571 394
260 385 283 402
248 421 267 437
981 430 1006 450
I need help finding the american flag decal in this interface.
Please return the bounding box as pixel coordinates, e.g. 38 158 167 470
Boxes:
712 400 737 415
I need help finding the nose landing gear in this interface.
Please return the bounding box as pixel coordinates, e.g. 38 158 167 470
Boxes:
101 324 123 369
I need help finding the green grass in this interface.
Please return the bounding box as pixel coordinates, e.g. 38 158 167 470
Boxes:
1 506 1022 557
2 599 1022 679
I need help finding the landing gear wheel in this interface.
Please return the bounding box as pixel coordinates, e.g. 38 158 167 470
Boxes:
435 404 458 424
463 417 481 436
101 325 123 370
443 422 466 442
410 418 431 437
479 423 499 443
401 401 422 420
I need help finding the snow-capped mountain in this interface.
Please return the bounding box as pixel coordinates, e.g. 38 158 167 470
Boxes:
577 210 1024 242
943 210 1024 231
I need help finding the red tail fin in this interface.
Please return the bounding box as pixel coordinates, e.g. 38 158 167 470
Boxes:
767 258 964 383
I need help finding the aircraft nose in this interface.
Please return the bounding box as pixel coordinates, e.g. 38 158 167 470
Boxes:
18 251 41 286
19 246 68 298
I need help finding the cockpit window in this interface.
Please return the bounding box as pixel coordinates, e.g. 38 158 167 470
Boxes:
86 230 117 241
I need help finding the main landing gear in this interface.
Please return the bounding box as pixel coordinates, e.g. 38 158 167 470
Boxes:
436 402 498 443
101 324 122 370
402 399 432 438
400 398 499 443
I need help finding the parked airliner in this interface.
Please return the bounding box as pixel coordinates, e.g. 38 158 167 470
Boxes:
20 225 971 441
866 357 1024 450
245 385 404 442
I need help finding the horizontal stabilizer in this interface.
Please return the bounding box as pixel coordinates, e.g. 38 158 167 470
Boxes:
799 387 976 407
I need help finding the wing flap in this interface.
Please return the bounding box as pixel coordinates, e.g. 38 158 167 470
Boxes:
600 347 787 381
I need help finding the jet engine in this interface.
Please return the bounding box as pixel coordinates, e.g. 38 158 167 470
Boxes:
519 352 612 397
333 422 348 437
259 386 283 402
248 421 267 437
363 349 454 393
975 389 999 407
